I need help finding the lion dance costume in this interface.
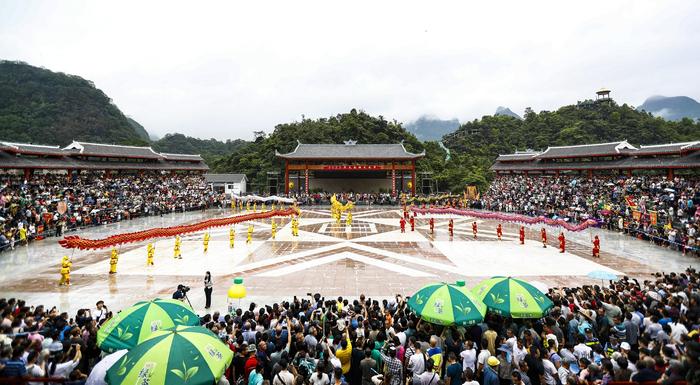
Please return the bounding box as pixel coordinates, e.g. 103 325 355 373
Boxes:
109 248 118 274
59 256 71 286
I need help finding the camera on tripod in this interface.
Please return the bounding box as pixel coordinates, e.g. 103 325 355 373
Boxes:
173 284 193 307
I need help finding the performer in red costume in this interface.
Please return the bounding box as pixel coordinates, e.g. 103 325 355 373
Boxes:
541 228 547 248
496 224 502 241
472 222 478 239
592 235 600 258
558 232 566 253
429 218 435 234
400 217 406 233
519 226 525 244
448 219 454 238
410 216 415 232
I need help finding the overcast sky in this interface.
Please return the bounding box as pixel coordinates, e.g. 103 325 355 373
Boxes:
1 1 699 141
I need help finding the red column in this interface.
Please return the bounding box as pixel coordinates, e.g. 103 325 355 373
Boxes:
23 168 31 180
555 170 560 178
305 167 309 195
66 169 72 182
391 163 396 196
587 169 593 179
627 169 632 177
411 161 416 196
667 168 674 181
284 161 289 195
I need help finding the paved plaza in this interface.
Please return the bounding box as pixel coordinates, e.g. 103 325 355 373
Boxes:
0 207 697 314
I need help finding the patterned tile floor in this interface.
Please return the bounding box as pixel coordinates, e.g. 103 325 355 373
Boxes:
0 207 697 314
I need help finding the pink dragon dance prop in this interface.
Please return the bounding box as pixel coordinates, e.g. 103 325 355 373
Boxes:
59 208 300 250
410 207 599 232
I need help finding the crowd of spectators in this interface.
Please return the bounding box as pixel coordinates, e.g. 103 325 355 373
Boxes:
0 172 226 252
2 269 700 385
290 192 399 206
476 175 700 255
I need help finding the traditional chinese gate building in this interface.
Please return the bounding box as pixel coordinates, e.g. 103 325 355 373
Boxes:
276 141 425 195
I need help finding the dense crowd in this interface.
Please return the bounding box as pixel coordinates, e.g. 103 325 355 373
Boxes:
290 192 399 206
477 175 700 255
2 269 700 385
0 172 226 252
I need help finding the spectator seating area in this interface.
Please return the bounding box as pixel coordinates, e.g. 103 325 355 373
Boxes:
1 269 699 385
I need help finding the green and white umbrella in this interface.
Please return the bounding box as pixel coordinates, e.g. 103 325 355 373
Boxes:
471 276 554 318
106 325 233 385
97 298 199 353
408 281 487 326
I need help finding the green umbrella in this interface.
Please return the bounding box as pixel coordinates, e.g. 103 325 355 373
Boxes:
471 276 554 318
408 281 487 326
106 325 233 385
98 298 199 353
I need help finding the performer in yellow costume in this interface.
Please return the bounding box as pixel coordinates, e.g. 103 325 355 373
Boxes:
271 203 276 211
253 202 257 212
247 224 253 244
345 212 353 227
59 256 71 286
19 226 27 245
146 243 155 266
271 221 277 239
174 235 182 259
246 201 250 211
229 228 235 248
203 232 210 253
262 202 266 211
109 248 118 274
291 217 299 237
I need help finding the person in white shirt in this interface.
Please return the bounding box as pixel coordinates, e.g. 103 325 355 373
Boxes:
25 351 46 385
273 360 295 385
47 344 81 380
542 357 558 385
93 301 108 324
670 320 688 342
408 345 426 383
573 336 592 359
512 339 527 368
477 339 491 378
460 341 477 372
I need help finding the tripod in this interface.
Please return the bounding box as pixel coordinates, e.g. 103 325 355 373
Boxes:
182 292 193 308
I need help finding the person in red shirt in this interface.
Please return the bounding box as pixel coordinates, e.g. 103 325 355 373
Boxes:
519 226 525 244
243 345 258 383
472 222 478 239
541 228 547 248
592 235 600 258
496 224 502 241
400 217 406 233
429 217 435 234
448 219 454 238
410 216 415 231
558 232 566 253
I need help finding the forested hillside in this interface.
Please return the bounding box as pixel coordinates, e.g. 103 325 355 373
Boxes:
212 109 446 190
152 133 248 165
439 100 700 191
0 61 147 146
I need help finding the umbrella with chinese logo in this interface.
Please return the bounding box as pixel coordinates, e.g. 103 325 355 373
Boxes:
97 298 199 353
106 325 232 385
407 281 487 326
471 276 554 318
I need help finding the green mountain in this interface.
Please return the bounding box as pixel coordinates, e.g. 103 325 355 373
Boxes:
151 133 248 165
0 60 147 146
440 100 700 191
126 116 150 141
637 95 700 121
404 115 460 141
494 106 521 119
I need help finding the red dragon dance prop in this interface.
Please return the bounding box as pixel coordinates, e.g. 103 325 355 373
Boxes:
410 207 599 232
59 208 300 250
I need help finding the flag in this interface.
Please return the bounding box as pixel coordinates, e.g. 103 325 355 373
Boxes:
625 195 637 208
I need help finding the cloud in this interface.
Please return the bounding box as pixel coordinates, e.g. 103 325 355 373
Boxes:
1 0 699 140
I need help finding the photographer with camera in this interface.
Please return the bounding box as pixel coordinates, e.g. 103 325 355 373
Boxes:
173 284 192 308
